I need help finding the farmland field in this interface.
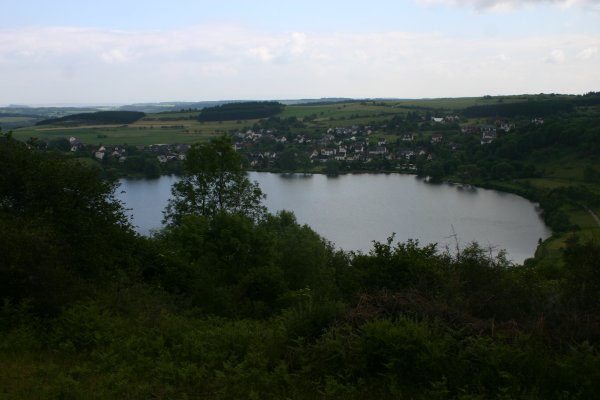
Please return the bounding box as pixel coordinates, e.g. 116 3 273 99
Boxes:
11 117 259 146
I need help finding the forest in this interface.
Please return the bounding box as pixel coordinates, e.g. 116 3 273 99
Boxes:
1 130 600 399
197 101 285 121
36 111 146 126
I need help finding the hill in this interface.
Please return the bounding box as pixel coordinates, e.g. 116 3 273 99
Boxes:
36 111 146 126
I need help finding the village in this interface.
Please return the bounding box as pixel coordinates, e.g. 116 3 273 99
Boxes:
228 115 533 172
58 115 542 176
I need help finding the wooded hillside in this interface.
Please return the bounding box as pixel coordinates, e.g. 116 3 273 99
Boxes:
197 101 284 121
36 111 145 126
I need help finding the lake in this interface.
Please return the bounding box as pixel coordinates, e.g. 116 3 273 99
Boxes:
117 172 551 263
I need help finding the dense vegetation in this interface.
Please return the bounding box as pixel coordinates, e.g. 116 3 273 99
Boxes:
2 131 600 399
462 98 574 118
36 111 146 126
197 101 285 121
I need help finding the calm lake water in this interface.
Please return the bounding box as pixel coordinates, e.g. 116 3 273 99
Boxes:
117 172 551 264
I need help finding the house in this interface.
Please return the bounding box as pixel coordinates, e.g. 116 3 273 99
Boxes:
480 125 496 135
432 117 444 123
481 132 496 145
400 149 415 160
368 147 387 156
416 148 428 157
461 125 479 134
69 137 84 152
321 148 336 157
401 133 415 142
532 118 544 125
499 122 513 133
431 134 443 144
352 144 365 154
322 134 335 142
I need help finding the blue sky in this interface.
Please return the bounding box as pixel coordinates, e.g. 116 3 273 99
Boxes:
1 0 599 104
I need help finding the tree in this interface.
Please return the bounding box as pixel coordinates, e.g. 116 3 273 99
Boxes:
0 132 136 313
277 148 298 171
324 159 340 176
424 161 445 182
164 136 266 225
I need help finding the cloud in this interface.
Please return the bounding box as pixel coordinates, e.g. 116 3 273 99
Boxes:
0 25 599 104
577 47 598 59
546 49 566 63
417 0 600 12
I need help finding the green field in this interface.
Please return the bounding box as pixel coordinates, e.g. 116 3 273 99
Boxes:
0 116 36 123
11 117 260 146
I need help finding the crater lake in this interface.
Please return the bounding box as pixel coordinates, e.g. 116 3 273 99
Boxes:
117 172 551 264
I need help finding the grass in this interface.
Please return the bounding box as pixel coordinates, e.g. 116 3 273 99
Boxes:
0 116 38 123
571 209 600 230
11 121 245 146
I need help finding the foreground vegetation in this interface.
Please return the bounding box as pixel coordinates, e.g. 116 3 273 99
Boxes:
2 132 600 399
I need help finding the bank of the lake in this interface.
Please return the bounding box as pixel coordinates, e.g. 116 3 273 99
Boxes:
118 172 551 264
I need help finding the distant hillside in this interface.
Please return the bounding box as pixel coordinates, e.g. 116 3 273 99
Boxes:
0 113 45 129
117 99 360 112
36 111 146 126
462 93 600 118
118 101 248 113
197 101 285 121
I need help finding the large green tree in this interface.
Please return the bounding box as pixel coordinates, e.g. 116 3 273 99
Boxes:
164 136 266 225
0 132 137 313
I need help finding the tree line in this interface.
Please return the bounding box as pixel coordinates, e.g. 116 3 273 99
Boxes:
197 101 284 121
36 111 146 126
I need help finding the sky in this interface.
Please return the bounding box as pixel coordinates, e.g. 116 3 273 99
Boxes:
1 0 599 105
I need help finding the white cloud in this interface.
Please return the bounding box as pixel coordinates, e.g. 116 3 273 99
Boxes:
546 49 566 63
290 32 308 55
248 46 275 62
0 25 599 104
417 0 600 12
100 48 131 64
577 47 599 59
